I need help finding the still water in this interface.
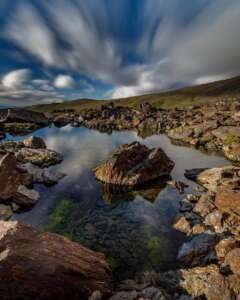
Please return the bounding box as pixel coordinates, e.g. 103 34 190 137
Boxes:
7 125 229 279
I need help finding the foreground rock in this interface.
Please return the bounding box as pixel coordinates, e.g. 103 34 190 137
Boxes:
0 221 112 300
93 141 174 186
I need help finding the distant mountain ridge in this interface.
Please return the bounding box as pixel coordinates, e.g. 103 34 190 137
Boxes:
30 75 240 113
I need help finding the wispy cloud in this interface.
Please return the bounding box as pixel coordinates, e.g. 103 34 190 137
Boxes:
1 0 240 104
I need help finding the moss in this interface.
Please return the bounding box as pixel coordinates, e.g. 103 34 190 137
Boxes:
146 236 162 266
223 134 240 146
46 198 76 240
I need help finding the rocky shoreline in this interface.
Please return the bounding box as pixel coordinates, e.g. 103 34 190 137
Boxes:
0 102 239 299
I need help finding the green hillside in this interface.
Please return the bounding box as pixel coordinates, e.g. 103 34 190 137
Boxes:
30 75 240 114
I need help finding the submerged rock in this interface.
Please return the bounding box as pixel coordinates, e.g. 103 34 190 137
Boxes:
0 221 112 300
93 141 174 186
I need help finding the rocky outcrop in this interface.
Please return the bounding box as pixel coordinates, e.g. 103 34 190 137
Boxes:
93 141 174 186
0 221 112 300
0 108 48 126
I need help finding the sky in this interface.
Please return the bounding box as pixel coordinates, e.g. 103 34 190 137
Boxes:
0 0 240 107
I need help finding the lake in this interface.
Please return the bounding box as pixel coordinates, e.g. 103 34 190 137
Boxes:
5 125 229 280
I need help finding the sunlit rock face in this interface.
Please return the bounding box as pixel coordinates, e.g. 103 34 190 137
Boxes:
93 141 174 186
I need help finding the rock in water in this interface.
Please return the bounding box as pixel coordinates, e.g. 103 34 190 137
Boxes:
23 136 46 149
93 141 174 186
0 221 112 300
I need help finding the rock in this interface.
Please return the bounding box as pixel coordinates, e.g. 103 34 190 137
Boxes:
20 163 65 186
23 136 46 149
109 291 138 300
89 291 102 300
53 115 70 127
93 142 174 186
204 210 223 233
181 264 231 300
192 224 206 235
0 204 13 220
223 143 240 162
227 274 240 295
0 108 49 126
140 287 166 300
13 185 39 207
0 221 112 300
193 193 215 217
215 238 239 261
0 153 21 200
197 166 240 192
16 148 63 168
215 188 240 215
168 126 194 142
167 181 188 194
173 215 192 235
224 248 240 274
177 233 218 265
184 168 208 181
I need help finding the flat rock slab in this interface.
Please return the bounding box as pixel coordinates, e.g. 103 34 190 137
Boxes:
0 221 112 300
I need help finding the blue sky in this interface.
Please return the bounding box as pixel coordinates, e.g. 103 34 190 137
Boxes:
0 0 240 106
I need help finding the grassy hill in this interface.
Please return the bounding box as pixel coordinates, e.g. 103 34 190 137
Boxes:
30 75 240 114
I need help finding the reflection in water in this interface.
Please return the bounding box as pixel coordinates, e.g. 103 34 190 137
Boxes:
9 125 229 279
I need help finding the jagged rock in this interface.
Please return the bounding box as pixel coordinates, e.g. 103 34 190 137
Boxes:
15 148 63 168
0 221 112 300
224 248 240 275
23 136 46 149
215 238 239 261
180 265 231 300
0 204 13 220
173 215 192 235
177 233 218 265
13 185 39 207
0 153 21 200
20 163 65 186
93 142 174 186
223 143 240 162
204 210 223 233
184 168 208 181
193 193 215 217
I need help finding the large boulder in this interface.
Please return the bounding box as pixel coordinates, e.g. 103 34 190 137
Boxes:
215 188 240 215
223 143 240 162
23 136 46 149
93 141 174 186
0 221 112 300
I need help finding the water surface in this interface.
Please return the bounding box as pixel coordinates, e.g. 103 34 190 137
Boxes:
6 125 229 279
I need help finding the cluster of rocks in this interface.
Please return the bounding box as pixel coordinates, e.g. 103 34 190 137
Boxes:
171 166 240 299
0 108 49 135
79 100 240 162
0 136 65 219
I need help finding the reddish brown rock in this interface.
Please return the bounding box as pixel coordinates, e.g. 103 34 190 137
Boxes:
0 221 112 300
181 265 231 300
93 142 174 186
194 193 215 217
224 248 240 275
173 214 192 235
0 153 21 200
215 238 239 261
215 188 240 215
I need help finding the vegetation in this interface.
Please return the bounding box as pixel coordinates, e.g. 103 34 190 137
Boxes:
29 76 240 114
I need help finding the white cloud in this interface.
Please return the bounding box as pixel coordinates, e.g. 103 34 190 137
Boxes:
2 69 31 89
54 75 75 89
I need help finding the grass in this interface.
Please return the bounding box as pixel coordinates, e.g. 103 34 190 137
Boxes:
29 75 240 114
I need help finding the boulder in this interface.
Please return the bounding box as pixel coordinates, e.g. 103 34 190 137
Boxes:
193 193 215 217
0 153 21 200
223 143 240 162
0 221 112 300
215 238 239 261
0 204 13 220
53 115 70 127
93 142 174 186
181 265 231 300
177 233 218 265
13 185 39 208
16 148 63 168
23 136 46 149
173 215 192 235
